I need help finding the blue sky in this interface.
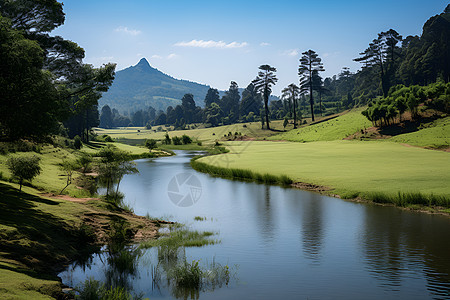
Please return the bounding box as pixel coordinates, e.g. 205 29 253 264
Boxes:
53 0 448 95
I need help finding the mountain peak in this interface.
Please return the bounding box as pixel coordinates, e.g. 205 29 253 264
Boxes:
135 58 151 70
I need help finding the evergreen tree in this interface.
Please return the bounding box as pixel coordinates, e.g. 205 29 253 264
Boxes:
299 50 325 122
253 65 278 129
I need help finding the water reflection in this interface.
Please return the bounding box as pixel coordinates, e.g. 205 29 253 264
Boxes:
361 205 450 298
301 193 324 263
60 151 450 300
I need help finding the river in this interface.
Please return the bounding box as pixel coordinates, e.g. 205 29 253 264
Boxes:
60 150 450 299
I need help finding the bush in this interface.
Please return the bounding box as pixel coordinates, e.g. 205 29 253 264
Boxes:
181 135 192 144
172 136 182 145
74 135 82 149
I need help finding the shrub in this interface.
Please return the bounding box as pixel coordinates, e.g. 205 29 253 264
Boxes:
181 135 192 144
172 136 182 145
74 135 82 149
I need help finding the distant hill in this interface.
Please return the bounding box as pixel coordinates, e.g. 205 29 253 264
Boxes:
99 58 211 113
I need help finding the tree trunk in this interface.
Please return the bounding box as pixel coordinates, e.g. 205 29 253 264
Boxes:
19 178 23 191
309 68 315 122
293 96 297 129
264 88 270 130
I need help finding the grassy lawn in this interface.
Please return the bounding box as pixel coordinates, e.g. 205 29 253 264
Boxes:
387 116 450 148
198 140 450 197
0 145 88 197
268 108 372 142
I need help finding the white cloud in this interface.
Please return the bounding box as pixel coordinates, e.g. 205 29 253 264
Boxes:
174 39 248 49
260 42 271 47
167 53 179 60
114 26 141 36
151 54 163 59
283 49 299 56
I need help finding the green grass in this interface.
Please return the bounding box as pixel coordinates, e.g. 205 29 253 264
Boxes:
387 116 450 148
197 140 450 200
269 108 371 142
0 145 92 197
140 228 216 249
94 118 309 145
191 155 293 186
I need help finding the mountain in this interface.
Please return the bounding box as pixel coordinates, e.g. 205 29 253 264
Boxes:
99 58 211 113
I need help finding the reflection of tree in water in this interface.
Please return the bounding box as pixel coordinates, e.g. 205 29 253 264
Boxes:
301 193 324 262
251 185 275 242
361 206 450 298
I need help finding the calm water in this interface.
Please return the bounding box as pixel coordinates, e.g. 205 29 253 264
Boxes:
60 151 450 299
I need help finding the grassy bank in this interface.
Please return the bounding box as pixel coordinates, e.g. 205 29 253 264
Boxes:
269 108 371 142
191 156 293 186
0 180 159 299
196 140 450 209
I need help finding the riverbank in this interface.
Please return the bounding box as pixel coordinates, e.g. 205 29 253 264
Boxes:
192 140 450 213
0 180 165 299
0 141 171 299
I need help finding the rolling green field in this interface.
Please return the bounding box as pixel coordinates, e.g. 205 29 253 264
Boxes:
94 116 333 145
387 117 450 148
268 108 372 142
198 140 450 198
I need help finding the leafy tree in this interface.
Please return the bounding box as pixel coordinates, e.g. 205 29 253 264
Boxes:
204 88 220 108
240 83 263 117
97 146 138 201
204 103 223 127
299 50 325 122
100 105 113 128
354 29 402 97
0 1 116 141
253 65 278 129
172 136 182 145
59 160 76 194
6 155 41 191
76 152 93 174
0 16 61 139
221 81 240 123
181 94 196 124
181 135 192 144
282 84 301 128
145 139 157 150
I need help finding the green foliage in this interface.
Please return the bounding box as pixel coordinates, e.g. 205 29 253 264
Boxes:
253 65 278 129
362 82 450 126
6 155 41 191
181 135 192 144
74 135 83 149
76 278 142 300
97 145 138 199
145 139 157 150
191 156 293 186
365 192 450 208
172 136 182 145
